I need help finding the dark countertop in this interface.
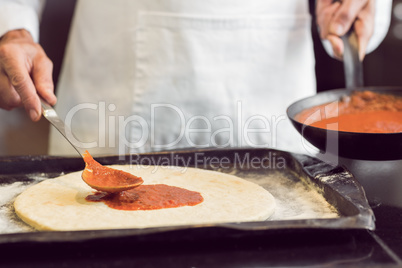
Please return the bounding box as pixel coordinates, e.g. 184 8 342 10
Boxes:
1 212 401 267
1 156 401 267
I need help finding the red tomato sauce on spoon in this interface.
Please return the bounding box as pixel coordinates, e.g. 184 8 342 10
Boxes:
82 151 143 192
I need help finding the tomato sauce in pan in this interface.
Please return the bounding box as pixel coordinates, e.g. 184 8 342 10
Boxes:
296 91 402 133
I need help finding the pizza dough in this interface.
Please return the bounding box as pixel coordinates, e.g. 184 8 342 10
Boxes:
14 165 275 231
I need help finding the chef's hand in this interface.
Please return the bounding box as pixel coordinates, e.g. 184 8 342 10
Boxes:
316 0 375 60
0 29 56 122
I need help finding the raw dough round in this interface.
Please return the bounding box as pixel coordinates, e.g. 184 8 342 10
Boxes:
14 165 275 231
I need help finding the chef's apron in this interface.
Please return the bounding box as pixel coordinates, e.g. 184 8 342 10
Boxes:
49 0 316 156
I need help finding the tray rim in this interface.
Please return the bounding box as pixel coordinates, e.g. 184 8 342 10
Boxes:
0 147 375 244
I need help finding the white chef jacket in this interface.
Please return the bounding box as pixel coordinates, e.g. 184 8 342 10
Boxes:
0 0 393 156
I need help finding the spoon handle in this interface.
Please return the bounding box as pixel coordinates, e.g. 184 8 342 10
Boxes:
341 21 364 89
40 98 85 157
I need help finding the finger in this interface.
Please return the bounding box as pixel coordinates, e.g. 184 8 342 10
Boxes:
327 35 344 60
329 0 369 36
0 73 21 110
32 53 57 105
354 20 369 60
316 0 333 26
3 54 41 121
354 1 375 60
316 1 341 39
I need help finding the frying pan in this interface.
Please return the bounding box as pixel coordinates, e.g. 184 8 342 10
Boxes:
287 27 402 161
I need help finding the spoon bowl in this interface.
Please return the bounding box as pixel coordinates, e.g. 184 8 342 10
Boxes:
41 99 143 192
82 151 143 193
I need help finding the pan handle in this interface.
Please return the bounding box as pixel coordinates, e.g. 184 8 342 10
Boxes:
342 27 364 89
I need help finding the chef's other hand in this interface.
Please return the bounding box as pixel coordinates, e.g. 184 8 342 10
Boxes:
316 0 375 60
0 29 56 122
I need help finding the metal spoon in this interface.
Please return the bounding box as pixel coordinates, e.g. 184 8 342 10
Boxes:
342 27 364 89
81 150 143 193
40 98 143 193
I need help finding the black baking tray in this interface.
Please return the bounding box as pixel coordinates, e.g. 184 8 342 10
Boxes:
0 148 374 245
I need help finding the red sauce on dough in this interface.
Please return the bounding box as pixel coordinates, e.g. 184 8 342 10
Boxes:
296 91 402 133
82 151 203 210
82 151 143 192
86 184 204 210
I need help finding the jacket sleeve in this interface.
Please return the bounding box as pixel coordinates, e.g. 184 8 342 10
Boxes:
0 0 46 42
321 0 393 57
